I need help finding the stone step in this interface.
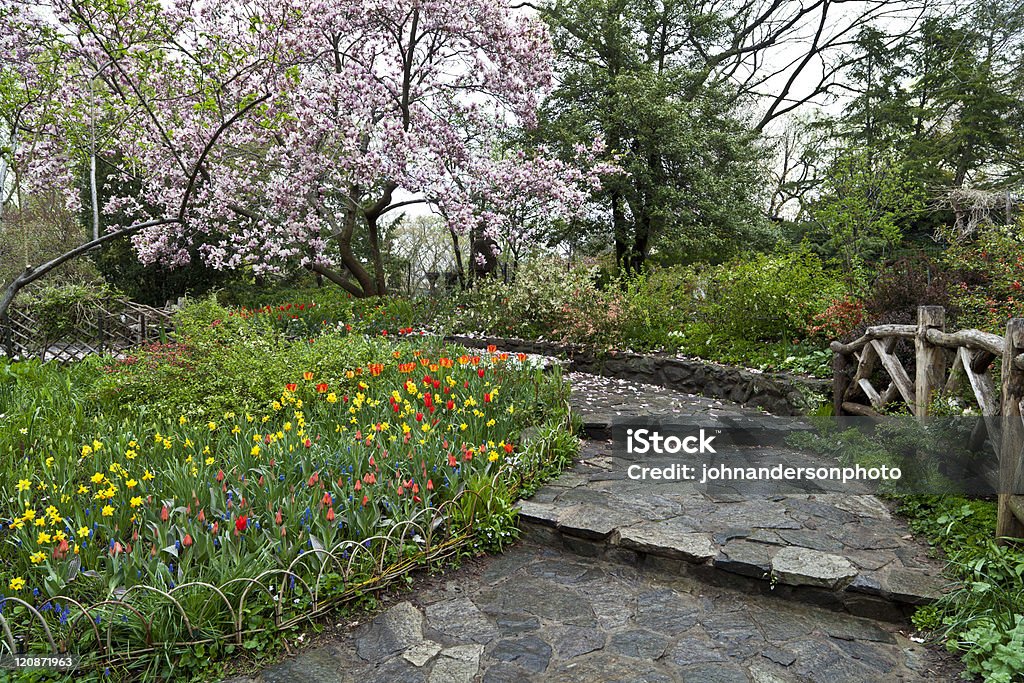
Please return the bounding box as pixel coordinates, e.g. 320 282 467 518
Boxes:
515 441 949 623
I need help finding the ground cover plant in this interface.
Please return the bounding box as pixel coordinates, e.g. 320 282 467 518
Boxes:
0 301 576 681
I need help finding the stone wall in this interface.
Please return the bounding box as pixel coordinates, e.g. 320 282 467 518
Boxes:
446 335 828 416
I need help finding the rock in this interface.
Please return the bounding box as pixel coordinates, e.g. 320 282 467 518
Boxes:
877 568 947 604
607 629 671 659
634 588 700 634
616 524 717 563
495 613 541 634
489 636 553 673
259 647 348 683
771 547 858 590
515 501 560 527
403 642 441 667
355 601 424 662
548 625 605 659
714 541 772 579
429 644 483 683
556 505 639 540
761 646 797 666
425 598 499 644
678 663 751 682
829 495 892 520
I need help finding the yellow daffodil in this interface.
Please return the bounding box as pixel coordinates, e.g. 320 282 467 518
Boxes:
29 552 46 565
130 496 142 508
9 577 25 590
101 505 114 517
205 456 215 465
36 531 51 544
90 472 104 484
77 527 90 538
251 445 261 456
16 479 30 492
142 470 154 481
208 421 217 431
126 479 138 488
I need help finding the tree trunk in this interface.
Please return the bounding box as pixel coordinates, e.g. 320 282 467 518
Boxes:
365 213 387 295
450 226 466 289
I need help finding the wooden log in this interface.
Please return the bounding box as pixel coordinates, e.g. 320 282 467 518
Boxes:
830 324 917 355
858 378 883 409
845 342 880 402
944 346 965 396
997 318 1024 541
841 401 883 417
832 351 851 416
915 306 946 417
972 350 997 374
871 339 916 408
925 327 1004 356
961 347 999 416
1009 495 1024 532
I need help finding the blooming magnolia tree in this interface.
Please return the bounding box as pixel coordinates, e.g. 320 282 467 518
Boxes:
0 0 597 315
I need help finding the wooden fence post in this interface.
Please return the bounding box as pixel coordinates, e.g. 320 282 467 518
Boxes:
915 306 946 417
997 318 1024 541
831 344 850 416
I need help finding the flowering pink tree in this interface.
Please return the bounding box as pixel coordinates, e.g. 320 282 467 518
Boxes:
1 0 595 314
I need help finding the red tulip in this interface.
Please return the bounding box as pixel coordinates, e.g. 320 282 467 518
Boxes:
160 505 170 522
286 383 297 392
321 491 332 506
326 507 335 522
198 509 206 522
216 469 225 483
304 438 312 448
235 516 248 532
478 368 486 378
354 480 362 491
275 509 283 524
182 534 193 547
212 522 219 535
426 479 434 491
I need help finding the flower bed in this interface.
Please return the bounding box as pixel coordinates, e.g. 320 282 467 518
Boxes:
1 328 575 679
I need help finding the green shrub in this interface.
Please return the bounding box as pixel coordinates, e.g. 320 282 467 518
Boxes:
695 247 846 343
18 281 123 339
92 296 392 419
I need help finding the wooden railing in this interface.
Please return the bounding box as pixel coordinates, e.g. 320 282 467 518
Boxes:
831 306 1024 540
0 298 174 363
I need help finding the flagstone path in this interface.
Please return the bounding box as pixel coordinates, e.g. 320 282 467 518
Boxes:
225 372 960 682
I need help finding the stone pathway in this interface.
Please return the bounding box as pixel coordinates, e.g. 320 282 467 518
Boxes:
231 536 956 682
226 372 960 682
524 372 948 620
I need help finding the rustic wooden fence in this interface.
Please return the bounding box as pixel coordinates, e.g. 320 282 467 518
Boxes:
0 299 174 363
831 305 1024 540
